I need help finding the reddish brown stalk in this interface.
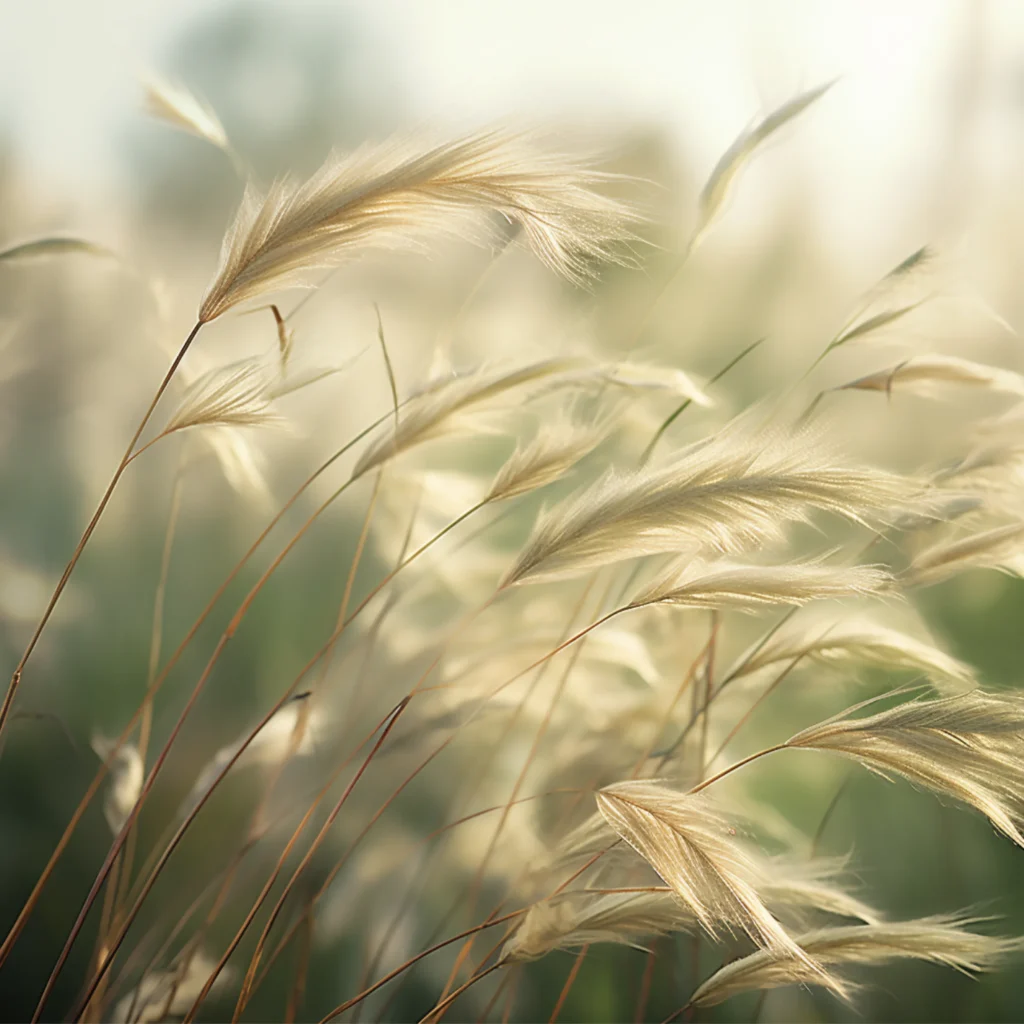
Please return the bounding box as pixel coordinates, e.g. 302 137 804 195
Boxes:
549 945 589 1023
654 609 796 768
421 955 507 1024
437 580 602 1001
104 841 257 1024
182 699 411 1023
696 611 718 781
103 454 188 1000
320 845 616 1023
316 912 526 1023
501 968 521 1024
477 963 515 1023
256 791 579 1011
34 464 380 1020
635 942 659 1024
69 697 399 1023
0 322 203 744
311 471 383 696
688 743 789 795
150 471 384 1014
285 908 314 1024
703 650 810 770
233 594 503 1017
639 628 716 778
431 845 620 1022
0 414 389 972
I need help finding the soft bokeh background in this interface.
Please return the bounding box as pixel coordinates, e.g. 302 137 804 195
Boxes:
3 1 1024 1021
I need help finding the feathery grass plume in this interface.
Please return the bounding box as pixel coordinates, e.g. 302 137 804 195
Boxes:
762 862 881 928
198 129 634 322
630 559 892 611
0 237 117 263
161 355 341 439
200 427 273 504
725 613 974 691
592 361 713 406
90 735 143 836
595 782 810 962
904 522 1024 587
694 82 834 247
827 302 927 352
353 357 582 477
689 916 1021 1008
485 418 607 502
839 355 1024 400
504 421 917 586
162 359 286 435
142 75 231 154
785 689 1024 845
824 245 936 353
504 890 694 961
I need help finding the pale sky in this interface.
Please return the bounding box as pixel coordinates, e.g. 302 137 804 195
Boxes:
2 0 1023 266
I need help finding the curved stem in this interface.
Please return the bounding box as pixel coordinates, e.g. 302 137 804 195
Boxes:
688 743 788 795
0 321 202 743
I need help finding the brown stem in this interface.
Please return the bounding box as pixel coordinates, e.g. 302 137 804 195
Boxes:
316 913 525 1022
550 945 588 1023
0 321 202 743
0 413 390 974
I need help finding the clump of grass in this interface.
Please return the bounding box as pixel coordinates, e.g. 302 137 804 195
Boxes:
3 75 1024 1024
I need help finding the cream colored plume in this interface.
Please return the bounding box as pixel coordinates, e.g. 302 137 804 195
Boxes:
595 782 808 962
503 890 693 961
905 522 1024 587
163 359 285 435
840 355 1024 400
354 358 581 477
143 75 230 154
695 82 833 247
630 559 892 611
199 130 633 321
593 361 713 406
786 690 1024 845
486 418 607 502
504 424 915 586
690 916 1020 1007
726 613 974 691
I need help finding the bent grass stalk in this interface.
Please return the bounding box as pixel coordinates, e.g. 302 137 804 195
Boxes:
0 322 202 744
0 412 393 974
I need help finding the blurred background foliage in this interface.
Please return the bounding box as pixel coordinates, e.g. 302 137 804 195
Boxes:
2 2 1024 1022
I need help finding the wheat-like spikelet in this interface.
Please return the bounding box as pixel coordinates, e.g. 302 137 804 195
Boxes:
689 916 1020 1008
504 424 916 586
695 82 833 246
353 358 582 478
485 418 607 502
786 690 1024 844
199 129 633 321
840 355 1024 400
142 75 230 154
904 522 1024 587
726 612 974 690
162 359 285 435
595 781 810 963
503 890 694 961
630 559 892 611
592 361 713 405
